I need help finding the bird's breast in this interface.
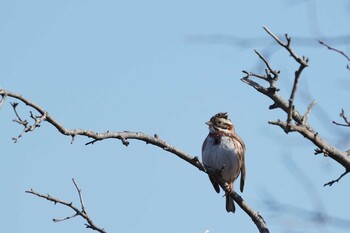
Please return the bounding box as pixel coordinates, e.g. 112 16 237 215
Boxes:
202 135 241 182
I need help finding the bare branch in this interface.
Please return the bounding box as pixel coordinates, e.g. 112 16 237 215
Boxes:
287 59 308 129
241 76 279 103
72 179 87 214
254 50 280 80
302 100 317 125
53 213 78 223
319 40 350 71
324 170 349 187
231 191 269 233
242 51 281 96
263 26 309 67
26 179 106 233
319 40 350 62
10 101 47 142
1 88 269 232
242 70 269 82
260 27 309 130
333 109 350 127
212 176 269 233
1 89 205 172
242 27 350 185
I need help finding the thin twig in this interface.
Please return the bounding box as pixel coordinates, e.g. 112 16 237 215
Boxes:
333 109 350 127
263 26 309 67
319 40 350 62
53 213 78 222
26 179 106 233
287 61 308 129
10 101 47 142
302 100 317 125
242 70 268 81
254 50 279 80
324 170 349 187
319 40 350 71
332 122 350 127
72 179 86 214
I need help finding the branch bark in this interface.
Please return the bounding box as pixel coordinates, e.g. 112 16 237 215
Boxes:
0 88 269 233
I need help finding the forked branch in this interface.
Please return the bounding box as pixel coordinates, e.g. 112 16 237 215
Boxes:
26 179 106 233
333 109 350 127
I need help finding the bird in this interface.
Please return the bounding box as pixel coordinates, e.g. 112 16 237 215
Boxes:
201 112 246 213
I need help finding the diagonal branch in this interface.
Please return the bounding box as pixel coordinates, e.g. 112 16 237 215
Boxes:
231 191 269 233
324 170 349 187
301 100 317 125
1 88 269 233
26 179 106 233
319 41 350 61
318 40 350 71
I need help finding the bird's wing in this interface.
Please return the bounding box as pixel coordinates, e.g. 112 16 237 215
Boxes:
209 175 220 193
240 161 246 192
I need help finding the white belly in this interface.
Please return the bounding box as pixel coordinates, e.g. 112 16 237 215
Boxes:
202 135 240 182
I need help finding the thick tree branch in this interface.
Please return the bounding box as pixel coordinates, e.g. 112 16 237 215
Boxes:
26 179 106 233
0 88 269 233
242 27 350 185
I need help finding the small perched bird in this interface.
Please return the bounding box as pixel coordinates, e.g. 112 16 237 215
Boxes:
201 112 246 213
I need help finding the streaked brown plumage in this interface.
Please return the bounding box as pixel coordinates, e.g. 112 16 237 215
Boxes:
201 112 246 213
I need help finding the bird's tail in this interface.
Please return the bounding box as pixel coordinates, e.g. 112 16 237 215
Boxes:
225 194 235 213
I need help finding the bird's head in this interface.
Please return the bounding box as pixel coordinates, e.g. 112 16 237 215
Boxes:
206 112 234 133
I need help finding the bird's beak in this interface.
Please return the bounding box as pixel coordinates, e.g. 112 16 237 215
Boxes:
205 121 212 126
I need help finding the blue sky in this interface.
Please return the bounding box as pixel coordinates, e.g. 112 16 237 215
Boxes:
1 1 350 232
